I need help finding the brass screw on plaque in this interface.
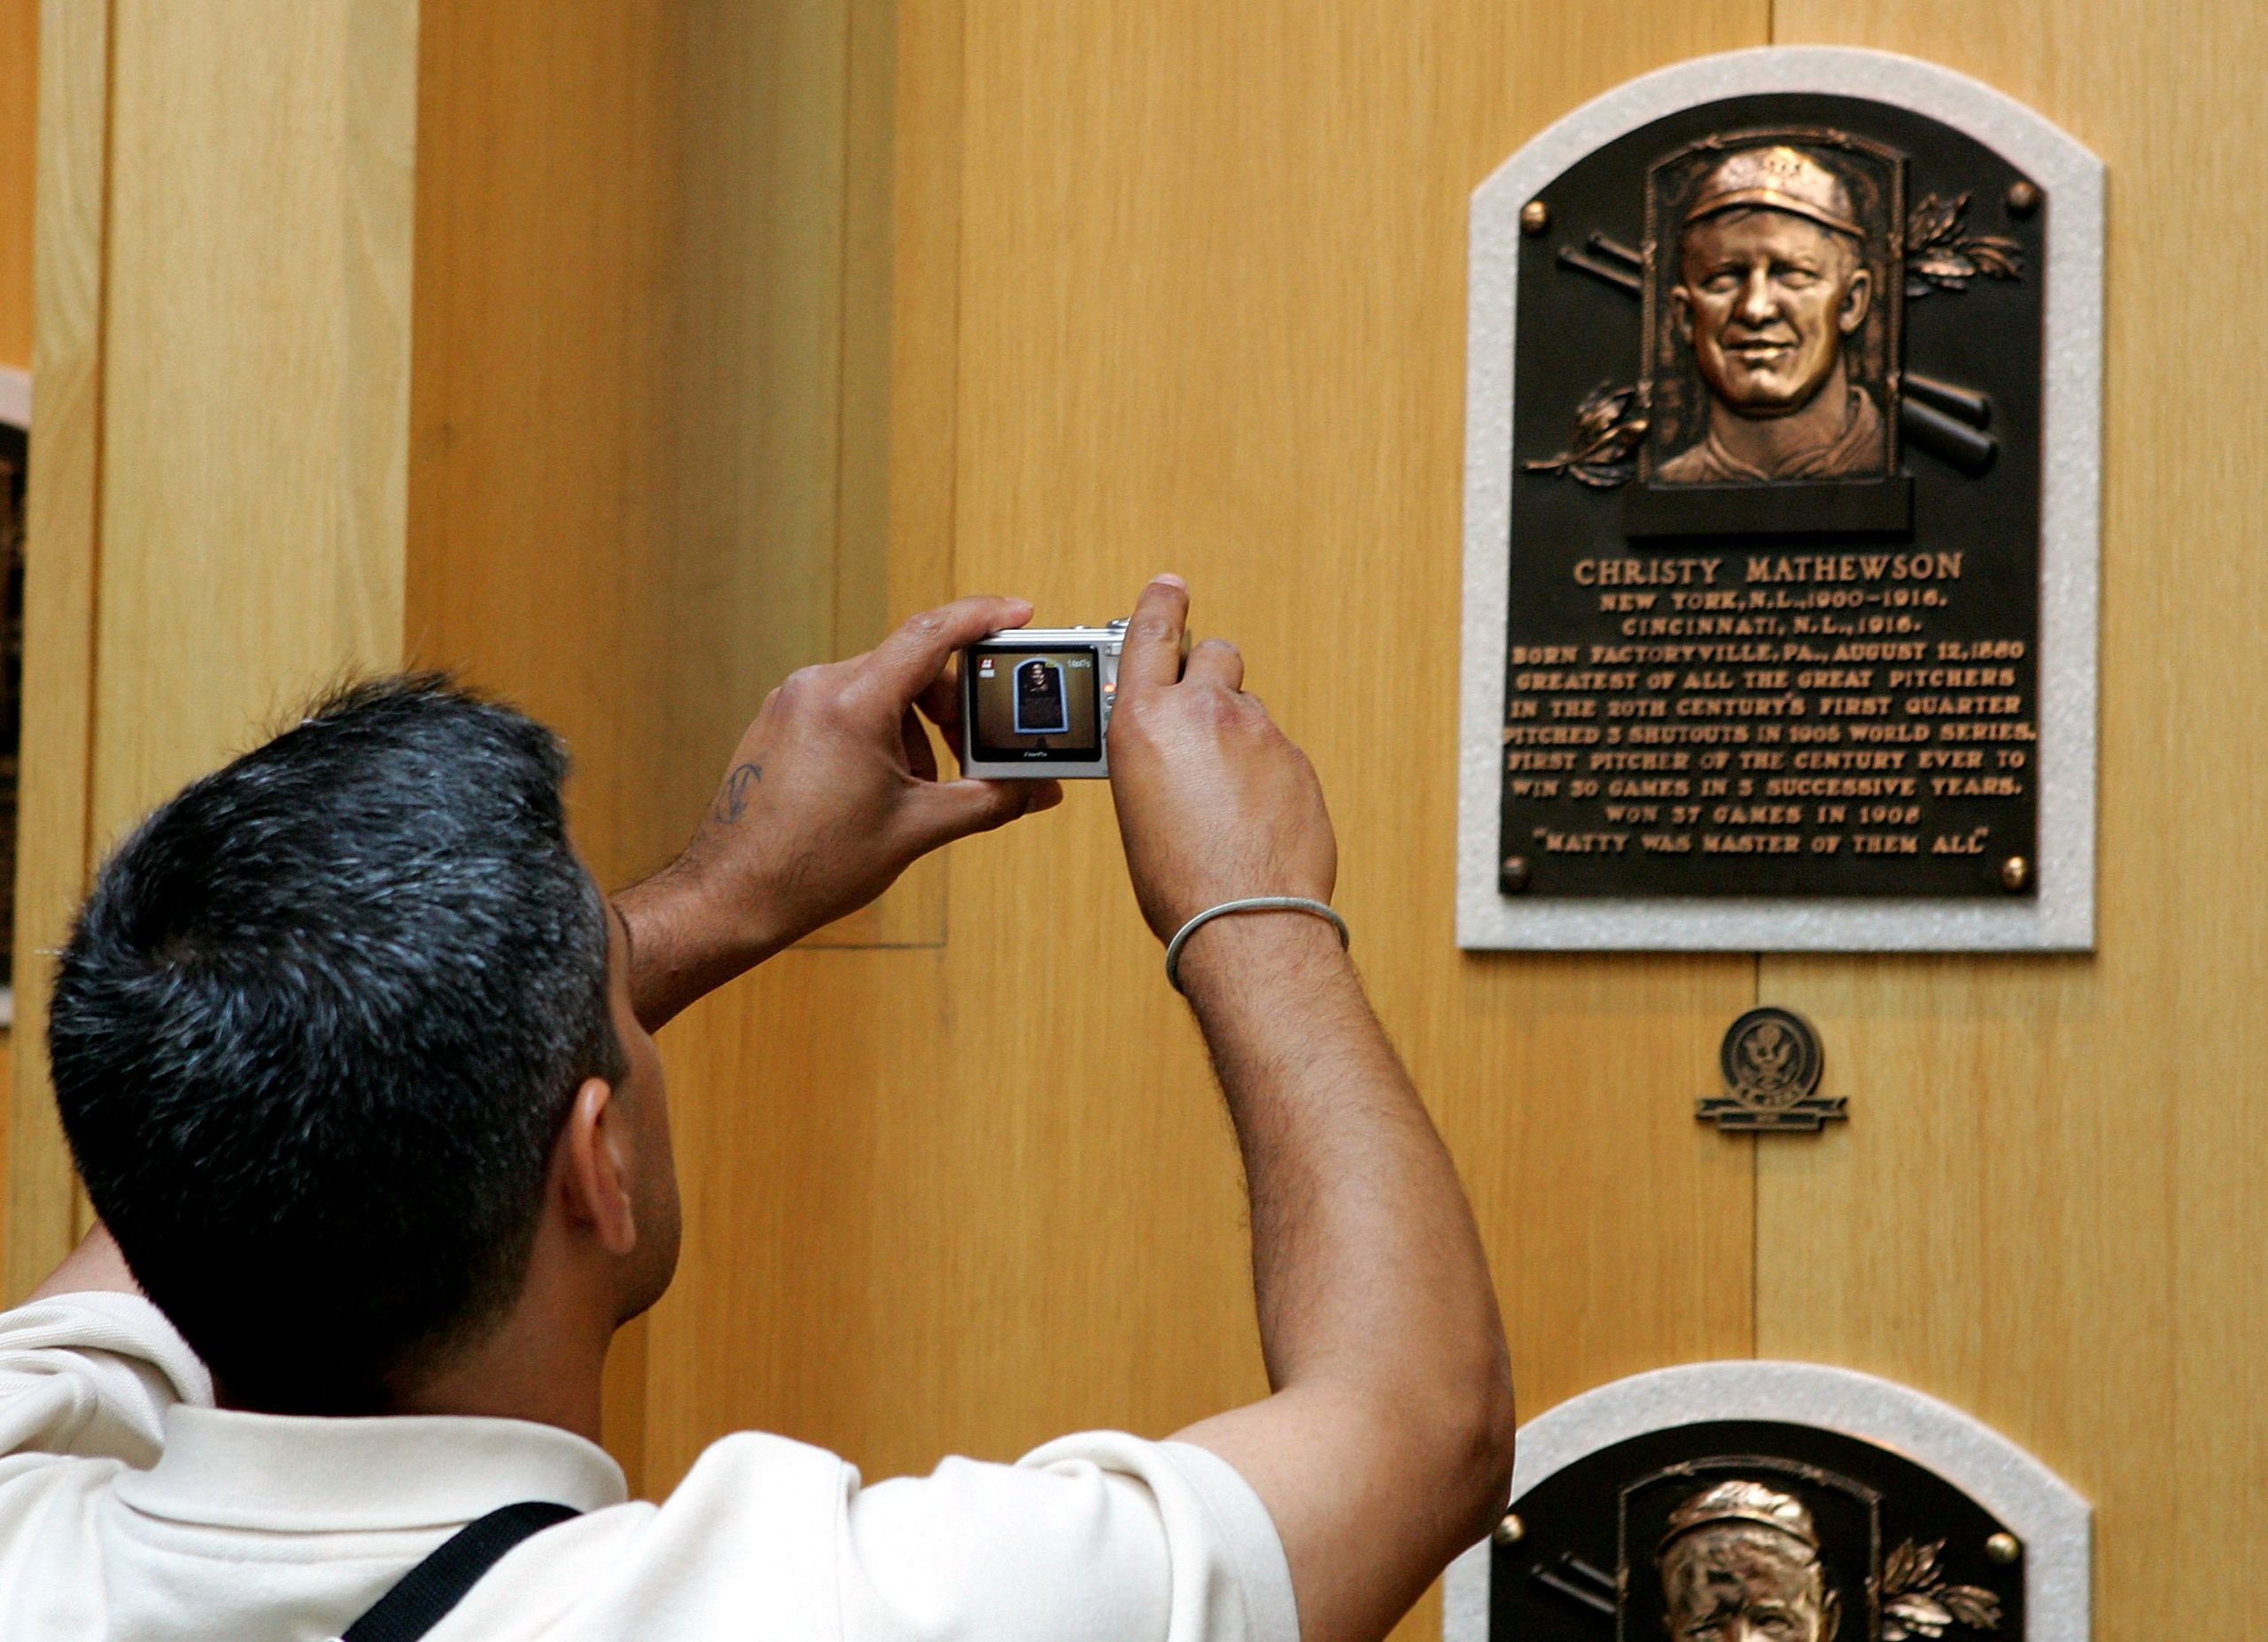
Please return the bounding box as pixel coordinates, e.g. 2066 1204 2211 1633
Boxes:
1520 199 1550 235
2006 179 2042 217
1493 1512 1526 1545
1985 1531 2022 1564
1502 855 1533 892
2000 855 2031 891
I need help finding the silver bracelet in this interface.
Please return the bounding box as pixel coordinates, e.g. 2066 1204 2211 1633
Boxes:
1163 896 1350 993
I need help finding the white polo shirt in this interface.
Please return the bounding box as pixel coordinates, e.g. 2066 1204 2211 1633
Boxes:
0 1292 1300 1641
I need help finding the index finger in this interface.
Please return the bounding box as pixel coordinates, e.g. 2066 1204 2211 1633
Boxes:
1114 575 1190 696
850 595 1035 712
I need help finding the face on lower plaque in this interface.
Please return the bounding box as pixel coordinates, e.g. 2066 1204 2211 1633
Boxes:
1657 1483 1839 1642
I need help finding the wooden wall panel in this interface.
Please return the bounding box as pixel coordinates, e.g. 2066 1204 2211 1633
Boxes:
93 0 415 833
0 0 34 370
406 0 936 938
7 0 422 1290
406 0 935 1483
406 0 688 889
643 8 1769 1640
946 0 1781 1420
1 0 86 1301
1758 3 2266 1634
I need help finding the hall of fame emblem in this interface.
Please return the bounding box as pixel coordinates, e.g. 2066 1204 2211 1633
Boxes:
1700 1006 1843 1132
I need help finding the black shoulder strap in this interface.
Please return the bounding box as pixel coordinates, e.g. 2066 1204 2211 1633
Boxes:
341 1500 582 1642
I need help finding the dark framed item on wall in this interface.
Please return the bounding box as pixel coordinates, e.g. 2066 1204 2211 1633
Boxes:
1457 49 2103 953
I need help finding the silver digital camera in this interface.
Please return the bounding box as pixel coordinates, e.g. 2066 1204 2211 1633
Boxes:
959 620 1140 780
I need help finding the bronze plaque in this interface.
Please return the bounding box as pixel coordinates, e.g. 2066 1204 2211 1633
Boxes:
1699 1006 1843 1132
1499 96 2044 899
1492 1420 2017 1642
1446 1361 2087 1642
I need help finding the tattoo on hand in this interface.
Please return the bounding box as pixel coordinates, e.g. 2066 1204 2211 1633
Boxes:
712 762 763 825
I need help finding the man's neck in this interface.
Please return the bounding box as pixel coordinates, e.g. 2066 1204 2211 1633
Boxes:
1706 362 1852 473
384 1233 617 1444
390 1315 610 1443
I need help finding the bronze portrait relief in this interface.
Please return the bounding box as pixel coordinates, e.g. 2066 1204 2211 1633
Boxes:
1658 1482 1844 1642
1643 1476 2002 1642
1644 136 1899 487
1483 1428 2020 1642
1456 1359 2089 1642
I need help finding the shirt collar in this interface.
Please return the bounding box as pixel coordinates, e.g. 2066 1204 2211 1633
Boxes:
114 1405 628 1531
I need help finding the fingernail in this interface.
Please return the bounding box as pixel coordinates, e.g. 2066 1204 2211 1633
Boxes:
1153 572 1187 590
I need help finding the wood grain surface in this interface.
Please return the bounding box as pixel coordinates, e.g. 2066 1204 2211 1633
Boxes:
637 11 1771 1641
406 0 694 892
5 0 105 1298
7 0 422 1288
406 0 938 952
0 0 33 371
93 0 414 825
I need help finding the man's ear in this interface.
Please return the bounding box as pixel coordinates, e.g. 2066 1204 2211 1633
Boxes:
1837 265 1872 335
559 1077 638 1257
1673 284 1696 344
1819 1587 1842 1642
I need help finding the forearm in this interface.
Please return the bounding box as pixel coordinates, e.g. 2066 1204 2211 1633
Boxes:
1107 578 1508 1642
614 593 1053 1037
1181 916 1509 1423
613 862 792 1032
1175 908 1514 1641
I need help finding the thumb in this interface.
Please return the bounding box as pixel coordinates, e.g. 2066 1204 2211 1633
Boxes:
906 779 1063 852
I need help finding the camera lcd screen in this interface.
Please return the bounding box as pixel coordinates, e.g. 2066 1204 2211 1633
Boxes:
968 645 1103 762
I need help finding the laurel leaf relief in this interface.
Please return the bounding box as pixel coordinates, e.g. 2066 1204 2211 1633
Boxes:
1905 192 2025 296
1876 1538 2004 1642
1522 382 1651 488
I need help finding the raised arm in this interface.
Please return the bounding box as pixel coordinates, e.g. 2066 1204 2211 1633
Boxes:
616 595 1064 1030
1107 576 1516 1642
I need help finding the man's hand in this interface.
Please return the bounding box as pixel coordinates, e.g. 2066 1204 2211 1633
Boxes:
1107 575 1336 944
619 595 1062 1029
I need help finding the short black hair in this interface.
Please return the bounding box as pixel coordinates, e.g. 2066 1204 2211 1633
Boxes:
50 675 625 1413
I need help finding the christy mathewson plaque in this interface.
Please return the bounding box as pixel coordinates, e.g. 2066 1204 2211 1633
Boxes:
1457 50 2101 952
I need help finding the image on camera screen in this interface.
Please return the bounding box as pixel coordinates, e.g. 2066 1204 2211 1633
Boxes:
1011 658 1069 734
969 646 1101 761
